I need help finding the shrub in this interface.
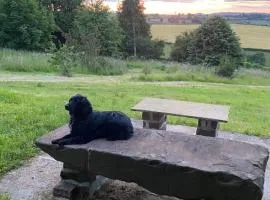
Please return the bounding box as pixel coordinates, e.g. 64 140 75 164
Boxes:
170 32 192 62
216 56 237 78
142 65 152 75
246 52 266 66
49 45 77 77
244 62 263 69
171 16 243 67
135 37 165 59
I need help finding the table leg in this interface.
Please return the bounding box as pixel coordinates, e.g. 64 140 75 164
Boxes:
142 112 167 130
196 119 219 137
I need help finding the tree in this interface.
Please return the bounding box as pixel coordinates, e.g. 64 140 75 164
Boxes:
170 32 193 62
71 0 123 57
39 0 83 33
118 0 151 57
171 16 243 67
0 0 55 51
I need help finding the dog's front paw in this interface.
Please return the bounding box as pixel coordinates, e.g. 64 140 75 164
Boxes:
51 139 60 144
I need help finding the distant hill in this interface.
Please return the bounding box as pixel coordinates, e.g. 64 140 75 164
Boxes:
146 13 270 26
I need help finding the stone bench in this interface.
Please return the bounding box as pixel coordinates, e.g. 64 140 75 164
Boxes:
132 98 230 137
35 125 269 200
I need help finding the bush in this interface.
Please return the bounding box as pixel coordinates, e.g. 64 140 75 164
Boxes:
142 65 152 75
244 62 263 69
216 56 237 78
49 45 77 77
246 52 266 66
125 37 164 59
171 16 243 67
170 32 192 62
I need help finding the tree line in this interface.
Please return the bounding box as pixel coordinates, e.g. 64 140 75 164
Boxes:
0 0 164 59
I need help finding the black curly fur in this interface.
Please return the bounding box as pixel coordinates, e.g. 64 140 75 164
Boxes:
52 94 133 146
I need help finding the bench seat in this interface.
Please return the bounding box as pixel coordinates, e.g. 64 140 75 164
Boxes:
132 98 230 137
36 125 269 200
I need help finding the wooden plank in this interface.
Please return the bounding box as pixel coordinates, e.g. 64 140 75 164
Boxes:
132 98 230 122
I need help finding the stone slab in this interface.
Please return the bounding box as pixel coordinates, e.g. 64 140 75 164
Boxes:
132 97 230 122
35 125 89 169
35 125 269 200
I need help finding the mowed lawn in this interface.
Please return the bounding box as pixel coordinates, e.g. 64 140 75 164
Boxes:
0 80 270 175
151 24 270 50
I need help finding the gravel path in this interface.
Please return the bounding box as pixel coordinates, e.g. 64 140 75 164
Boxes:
0 120 269 200
1 73 269 89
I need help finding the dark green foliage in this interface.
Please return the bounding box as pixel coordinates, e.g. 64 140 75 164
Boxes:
0 0 55 51
118 0 150 39
118 0 163 58
216 56 237 78
135 38 165 59
170 32 193 62
71 3 123 57
39 0 83 33
246 52 266 66
171 16 243 67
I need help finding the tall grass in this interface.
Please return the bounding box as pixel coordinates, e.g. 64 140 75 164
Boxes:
0 48 128 76
132 60 270 85
0 49 56 73
75 56 128 76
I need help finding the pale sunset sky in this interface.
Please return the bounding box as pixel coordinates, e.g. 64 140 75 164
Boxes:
103 0 270 14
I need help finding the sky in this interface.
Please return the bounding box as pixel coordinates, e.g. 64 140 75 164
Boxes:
103 0 270 14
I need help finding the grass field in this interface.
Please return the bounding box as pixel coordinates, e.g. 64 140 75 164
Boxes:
0 78 270 176
151 24 270 50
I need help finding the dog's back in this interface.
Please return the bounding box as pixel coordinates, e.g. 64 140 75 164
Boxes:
88 111 133 141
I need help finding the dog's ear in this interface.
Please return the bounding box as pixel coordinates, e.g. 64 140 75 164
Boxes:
80 97 93 118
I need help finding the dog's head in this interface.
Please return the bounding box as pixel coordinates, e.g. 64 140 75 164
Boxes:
65 94 93 119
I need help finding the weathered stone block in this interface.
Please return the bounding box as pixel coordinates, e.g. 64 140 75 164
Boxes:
142 112 151 120
53 180 91 200
35 126 269 200
151 112 166 121
196 119 219 137
87 128 269 200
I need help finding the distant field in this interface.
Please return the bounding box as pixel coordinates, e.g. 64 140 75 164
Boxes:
151 24 270 50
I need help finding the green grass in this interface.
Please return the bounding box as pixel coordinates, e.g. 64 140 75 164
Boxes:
0 49 55 73
0 80 270 175
0 193 10 200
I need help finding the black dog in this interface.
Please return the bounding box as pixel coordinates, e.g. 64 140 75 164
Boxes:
52 94 133 146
